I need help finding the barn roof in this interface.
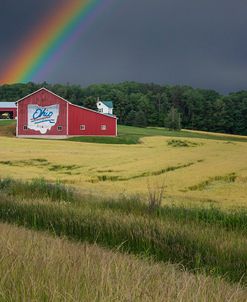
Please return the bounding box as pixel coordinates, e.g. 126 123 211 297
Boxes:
0 102 17 108
16 88 117 119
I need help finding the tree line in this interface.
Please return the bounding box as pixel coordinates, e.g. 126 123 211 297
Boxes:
0 81 246 135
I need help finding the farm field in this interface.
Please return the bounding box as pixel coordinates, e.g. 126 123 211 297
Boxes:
0 122 247 208
1 122 247 300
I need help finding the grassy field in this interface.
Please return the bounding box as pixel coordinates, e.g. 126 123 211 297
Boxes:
1 179 247 286
1 122 247 300
0 123 247 208
69 125 247 144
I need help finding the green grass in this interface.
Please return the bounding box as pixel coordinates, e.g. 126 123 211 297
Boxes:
68 125 247 144
0 119 16 126
1 177 247 285
0 178 77 203
67 133 140 144
1 121 246 143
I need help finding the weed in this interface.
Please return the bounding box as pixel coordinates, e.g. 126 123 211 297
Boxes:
97 175 120 181
147 178 166 212
167 139 202 147
48 164 80 172
189 173 237 191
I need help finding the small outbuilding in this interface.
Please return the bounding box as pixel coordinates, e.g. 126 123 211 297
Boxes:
0 102 17 119
16 88 117 138
97 99 113 115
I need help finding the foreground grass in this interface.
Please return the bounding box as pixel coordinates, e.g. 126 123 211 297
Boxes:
1 178 247 285
1 223 246 302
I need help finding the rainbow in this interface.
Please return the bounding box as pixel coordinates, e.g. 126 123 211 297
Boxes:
0 0 112 84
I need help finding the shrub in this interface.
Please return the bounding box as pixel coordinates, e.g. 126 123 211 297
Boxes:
147 179 165 212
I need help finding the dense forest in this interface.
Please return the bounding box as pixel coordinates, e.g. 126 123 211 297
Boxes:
0 82 246 135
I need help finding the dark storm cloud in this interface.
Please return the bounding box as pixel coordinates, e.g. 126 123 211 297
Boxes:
1 0 247 92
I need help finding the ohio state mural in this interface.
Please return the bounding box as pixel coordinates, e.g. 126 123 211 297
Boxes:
27 104 59 134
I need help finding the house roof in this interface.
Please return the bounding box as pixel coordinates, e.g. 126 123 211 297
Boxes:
0 102 17 108
102 100 113 109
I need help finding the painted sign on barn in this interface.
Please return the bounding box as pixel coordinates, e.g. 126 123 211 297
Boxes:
27 104 59 134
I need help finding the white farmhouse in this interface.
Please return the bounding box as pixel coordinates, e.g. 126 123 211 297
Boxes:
96 99 113 115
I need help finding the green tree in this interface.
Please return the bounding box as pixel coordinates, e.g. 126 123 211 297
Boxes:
125 110 137 126
133 110 147 127
164 107 181 130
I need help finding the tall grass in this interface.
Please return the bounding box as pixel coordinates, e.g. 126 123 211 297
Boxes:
98 199 247 235
1 178 247 284
0 178 77 202
1 223 246 302
1 195 247 284
2 177 247 234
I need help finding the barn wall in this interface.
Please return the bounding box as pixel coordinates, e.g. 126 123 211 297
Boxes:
68 104 117 136
17 90 68 136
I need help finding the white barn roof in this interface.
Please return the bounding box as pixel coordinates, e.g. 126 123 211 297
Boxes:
0 102 17 108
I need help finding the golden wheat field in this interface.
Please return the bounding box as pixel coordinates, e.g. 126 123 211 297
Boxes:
1 133 247 208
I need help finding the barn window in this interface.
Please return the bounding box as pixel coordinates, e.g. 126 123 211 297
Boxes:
23 125 27 130
57 126 63 131
99 108 103 113
101 125 107 130
80 125 86 130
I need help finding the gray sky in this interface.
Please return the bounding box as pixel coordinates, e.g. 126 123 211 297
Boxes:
1 0 247 93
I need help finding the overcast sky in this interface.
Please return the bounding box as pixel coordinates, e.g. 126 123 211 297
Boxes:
1 0 247 93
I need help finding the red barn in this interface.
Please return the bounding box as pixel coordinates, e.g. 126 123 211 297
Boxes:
0 102 17 119
16 88 117 138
